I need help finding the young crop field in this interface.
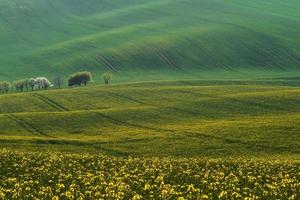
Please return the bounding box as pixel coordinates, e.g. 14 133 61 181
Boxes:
0 80 300 156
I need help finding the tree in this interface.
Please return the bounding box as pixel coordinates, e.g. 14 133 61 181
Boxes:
102 72 112 85
28 78 36 91
14 79 27 92
2 81 11 93
0 81 11 93
35 77 52 90
68 71 92 87
14 77 52 92
24 79 29 91
80 72 92 86
53 75 64 88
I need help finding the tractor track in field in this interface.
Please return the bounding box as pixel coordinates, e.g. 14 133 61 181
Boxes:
96 112 273 150
102 91 201 115
32 93 69 112
6 114 54 138
103 91 202 116
95 54 118 72
150 47 180 70
96 112 175 133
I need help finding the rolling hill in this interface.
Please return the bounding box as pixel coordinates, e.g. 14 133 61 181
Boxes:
0 0 300 82
1 2 300 197
0 79 300 156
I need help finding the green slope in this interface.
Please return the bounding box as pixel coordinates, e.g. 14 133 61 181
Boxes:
0 80 299 156
0 0 300 81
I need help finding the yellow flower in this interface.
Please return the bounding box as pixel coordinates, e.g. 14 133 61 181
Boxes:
218 191 228 199
133 194 142 200
52 196 59 200
0 191 5 199
144 183 151 191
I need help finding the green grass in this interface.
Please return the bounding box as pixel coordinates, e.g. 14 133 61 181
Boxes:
0 79 299 157
0 0 300 81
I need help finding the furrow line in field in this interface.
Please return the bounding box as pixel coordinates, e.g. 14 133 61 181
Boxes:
32 93 69 112
96 54 118 72
150 47 180 70
6 114 54 138
96 112 175 133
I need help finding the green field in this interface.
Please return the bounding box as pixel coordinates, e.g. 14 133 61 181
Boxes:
0 79 299 157
1 0 300 198
0 0 300 81
0 79 300 199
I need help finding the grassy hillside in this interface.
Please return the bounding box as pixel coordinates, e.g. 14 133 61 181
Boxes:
0 0 300 81
0 79 299 156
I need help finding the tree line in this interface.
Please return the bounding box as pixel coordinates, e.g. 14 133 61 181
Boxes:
0 71 112 94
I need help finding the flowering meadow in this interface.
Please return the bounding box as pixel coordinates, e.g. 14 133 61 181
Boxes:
0 150 299 200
